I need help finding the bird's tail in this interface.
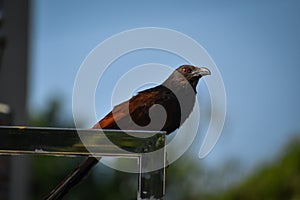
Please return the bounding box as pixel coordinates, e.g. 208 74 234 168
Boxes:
44 156 99 200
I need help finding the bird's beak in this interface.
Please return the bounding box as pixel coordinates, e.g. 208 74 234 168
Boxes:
194 67 211 77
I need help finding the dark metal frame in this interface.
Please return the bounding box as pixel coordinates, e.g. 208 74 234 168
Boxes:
0 126 166 200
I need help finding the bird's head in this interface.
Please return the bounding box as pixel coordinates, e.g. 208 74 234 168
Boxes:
164 65 211 92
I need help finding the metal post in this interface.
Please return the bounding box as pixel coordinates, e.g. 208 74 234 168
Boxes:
138 153 166 200
136 132 166 200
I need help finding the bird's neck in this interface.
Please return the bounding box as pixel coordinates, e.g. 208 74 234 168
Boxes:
163 78 197 95
161 79 197 126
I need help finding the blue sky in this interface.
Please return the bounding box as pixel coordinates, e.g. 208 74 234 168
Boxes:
29 0 300 174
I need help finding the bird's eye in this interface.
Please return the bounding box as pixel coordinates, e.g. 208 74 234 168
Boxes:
182 67 192 74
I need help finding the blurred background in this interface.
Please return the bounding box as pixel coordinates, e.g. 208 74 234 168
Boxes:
0 0 300 199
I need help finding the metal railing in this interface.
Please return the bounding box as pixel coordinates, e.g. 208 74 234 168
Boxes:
0 126 166 200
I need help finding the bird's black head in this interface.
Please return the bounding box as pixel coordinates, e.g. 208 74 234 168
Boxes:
164 65 211 92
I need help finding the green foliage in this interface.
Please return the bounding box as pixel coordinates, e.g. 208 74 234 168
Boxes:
30 156 82 199
29 98 74 128
64 165 137 200
166 155 207 200
212 137 300 200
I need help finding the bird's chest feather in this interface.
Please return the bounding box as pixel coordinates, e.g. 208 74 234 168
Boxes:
129 87 195 134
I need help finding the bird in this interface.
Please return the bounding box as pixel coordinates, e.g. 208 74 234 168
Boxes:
44 65 211 200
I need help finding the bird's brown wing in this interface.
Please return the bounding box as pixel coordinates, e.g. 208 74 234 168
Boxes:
93 88 161 129
93 86 181 133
